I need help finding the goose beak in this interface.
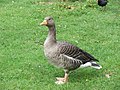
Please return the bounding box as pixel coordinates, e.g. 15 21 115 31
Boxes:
40 20 47 26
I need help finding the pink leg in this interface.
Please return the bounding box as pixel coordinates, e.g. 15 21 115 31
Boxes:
55 70 69 84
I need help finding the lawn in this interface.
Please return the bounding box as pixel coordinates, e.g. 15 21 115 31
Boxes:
0 0 120 90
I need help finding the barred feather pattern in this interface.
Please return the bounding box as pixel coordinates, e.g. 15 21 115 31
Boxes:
58 42 98 60
56 41 98 70
60 54 82 70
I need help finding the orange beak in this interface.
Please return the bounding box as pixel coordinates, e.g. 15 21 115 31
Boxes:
40 20 47 26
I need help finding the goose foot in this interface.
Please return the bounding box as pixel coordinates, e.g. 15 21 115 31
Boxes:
55 77 67 85
55 73 68 85
55 79 65 85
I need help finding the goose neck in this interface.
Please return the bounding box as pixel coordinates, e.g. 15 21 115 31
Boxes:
46 25 56 44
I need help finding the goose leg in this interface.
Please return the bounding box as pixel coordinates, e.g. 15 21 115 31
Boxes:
55 70 69 84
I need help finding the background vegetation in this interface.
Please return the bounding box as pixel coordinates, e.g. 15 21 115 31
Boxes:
0 0 120 90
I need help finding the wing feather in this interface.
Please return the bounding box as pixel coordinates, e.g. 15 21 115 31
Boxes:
58 41 98 64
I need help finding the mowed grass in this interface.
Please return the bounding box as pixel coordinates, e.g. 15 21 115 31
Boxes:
0 0 120 90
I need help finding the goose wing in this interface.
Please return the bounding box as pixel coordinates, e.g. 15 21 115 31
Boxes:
58 41 99 64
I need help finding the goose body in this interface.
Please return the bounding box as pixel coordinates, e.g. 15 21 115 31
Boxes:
40 16 102 84
44 41 82 70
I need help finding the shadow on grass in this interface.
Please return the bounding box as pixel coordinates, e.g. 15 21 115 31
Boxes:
70 69 102 83
52 68 102 83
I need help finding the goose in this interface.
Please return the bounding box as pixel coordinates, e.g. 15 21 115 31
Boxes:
40 16 102 84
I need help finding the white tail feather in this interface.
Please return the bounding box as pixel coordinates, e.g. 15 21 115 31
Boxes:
91 64 102 69
80 62 102 69
80 62 92 68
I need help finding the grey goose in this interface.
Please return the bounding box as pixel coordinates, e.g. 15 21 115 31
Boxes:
40 16 102 84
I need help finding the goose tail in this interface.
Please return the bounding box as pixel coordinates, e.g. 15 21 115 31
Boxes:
91 62 102 69
80 61 102 69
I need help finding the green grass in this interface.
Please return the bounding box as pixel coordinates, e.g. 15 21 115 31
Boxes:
0 0 120 90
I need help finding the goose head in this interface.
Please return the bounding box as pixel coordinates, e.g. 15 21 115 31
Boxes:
40 16 55 27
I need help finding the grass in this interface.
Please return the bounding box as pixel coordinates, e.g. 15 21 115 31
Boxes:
0 0 120 90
